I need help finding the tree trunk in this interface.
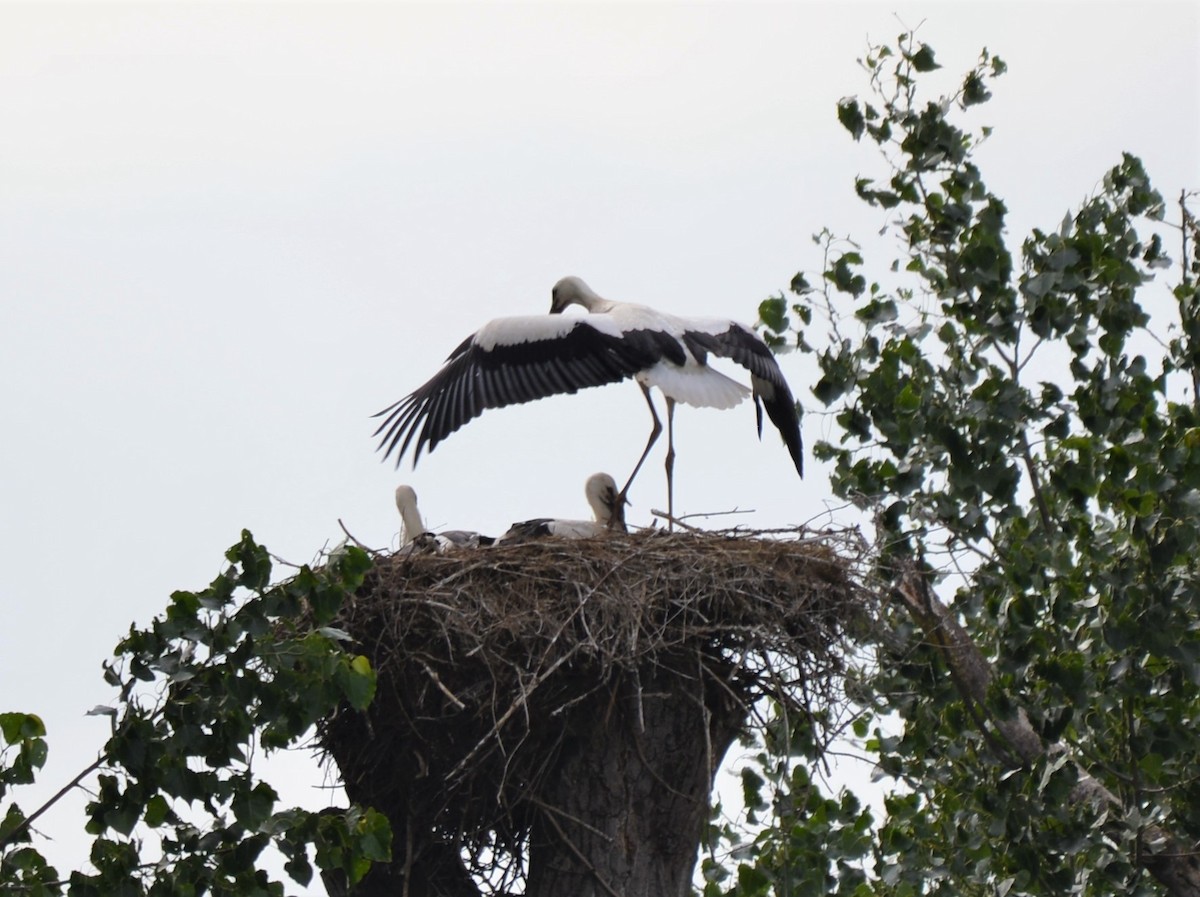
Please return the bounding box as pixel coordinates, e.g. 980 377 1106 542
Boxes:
525 663 742 897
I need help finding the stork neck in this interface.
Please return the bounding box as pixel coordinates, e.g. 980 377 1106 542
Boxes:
586 492 609 524
398 503 427 544
575 293 619 314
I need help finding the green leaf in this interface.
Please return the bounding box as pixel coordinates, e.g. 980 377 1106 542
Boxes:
357 808 392 862
963 71 991 106
837 99 866 141
285 851 313 887
758 296 789 334
910 43 940 72
169 590 201 618
143 795 171 828
0 713 46 744
0 803 28 844
828 253 867 298
790 272 812 295
228 530 272 592
336 655 377 711
856 297 899 325
232 781 278 830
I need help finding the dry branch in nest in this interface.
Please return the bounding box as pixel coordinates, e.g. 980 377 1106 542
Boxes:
319 527 868 897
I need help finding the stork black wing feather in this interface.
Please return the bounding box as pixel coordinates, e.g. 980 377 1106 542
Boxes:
683 325 781 383
685 324 804 478
373 319 658 467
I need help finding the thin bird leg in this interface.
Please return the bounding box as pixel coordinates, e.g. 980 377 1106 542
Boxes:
664 397 676 532
615 384 662 521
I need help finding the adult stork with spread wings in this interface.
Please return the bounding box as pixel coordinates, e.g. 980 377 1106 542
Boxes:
374 276 803 523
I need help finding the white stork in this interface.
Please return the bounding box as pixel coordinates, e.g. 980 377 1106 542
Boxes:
374 276 803 522
394 484 494 553
499 472 628 542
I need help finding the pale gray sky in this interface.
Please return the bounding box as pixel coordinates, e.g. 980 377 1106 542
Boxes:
1 2 1197 891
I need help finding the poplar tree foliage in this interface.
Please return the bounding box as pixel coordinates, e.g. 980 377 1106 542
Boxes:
0 532 390 896
736 33 1200 897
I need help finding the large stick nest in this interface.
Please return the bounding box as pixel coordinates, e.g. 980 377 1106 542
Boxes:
319 527 867 885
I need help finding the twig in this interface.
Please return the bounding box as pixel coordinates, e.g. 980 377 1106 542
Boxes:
0 754 107 850
417 658 466 710
402 813 413 897
696 646 714 779
538 802 624 897
528 796 615 843
632 666 645 732
649 510 705 533
446 645 581 783
337 518 383 554
652 506 756 525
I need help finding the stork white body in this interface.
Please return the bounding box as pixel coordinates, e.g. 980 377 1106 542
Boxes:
375 277 803 525
499 472 627 542
394 484 494 554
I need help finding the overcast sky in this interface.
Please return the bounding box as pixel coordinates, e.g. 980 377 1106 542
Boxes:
1 2 1197 891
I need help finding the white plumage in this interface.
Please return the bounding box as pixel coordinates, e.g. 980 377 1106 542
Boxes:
499 473 628 542
375 276 803 524
635 358 749 410
394 484 494 554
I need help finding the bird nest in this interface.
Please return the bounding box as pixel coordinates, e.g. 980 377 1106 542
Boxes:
318 527 867 888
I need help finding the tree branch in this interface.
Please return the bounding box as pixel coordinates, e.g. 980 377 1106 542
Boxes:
0 753 107 851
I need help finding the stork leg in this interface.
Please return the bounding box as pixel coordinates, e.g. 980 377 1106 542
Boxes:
664 397 676 532
614 384 662 525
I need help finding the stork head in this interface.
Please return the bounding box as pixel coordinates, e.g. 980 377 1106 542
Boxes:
584 472 628 526
394 484 418 510
550 276 599 314
394 484 426 544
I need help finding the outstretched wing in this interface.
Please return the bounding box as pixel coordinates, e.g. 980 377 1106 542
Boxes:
682 323 803 477
373 315 669 466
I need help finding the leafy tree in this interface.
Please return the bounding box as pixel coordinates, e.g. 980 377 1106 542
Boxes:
739 31 1200 897
0 532 390 896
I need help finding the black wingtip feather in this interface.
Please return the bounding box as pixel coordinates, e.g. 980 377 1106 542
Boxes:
699 324 803 477
763 395 803 479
